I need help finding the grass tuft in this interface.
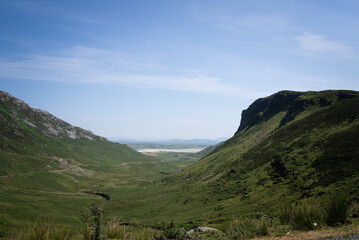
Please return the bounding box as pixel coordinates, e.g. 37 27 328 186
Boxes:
227 217 268 239
324 193 349 226
349 201 359 218
279 193 350 231
5 219 75 240
105 219 162 240
279 199 325 231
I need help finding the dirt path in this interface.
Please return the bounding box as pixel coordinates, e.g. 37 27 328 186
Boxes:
254 225 359 240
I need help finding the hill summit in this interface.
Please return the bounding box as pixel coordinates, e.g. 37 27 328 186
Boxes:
0 91 105 141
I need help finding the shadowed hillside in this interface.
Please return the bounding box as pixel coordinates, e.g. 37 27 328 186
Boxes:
133 90 359 224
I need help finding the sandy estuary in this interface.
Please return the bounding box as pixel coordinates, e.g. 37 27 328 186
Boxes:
137 148 204 153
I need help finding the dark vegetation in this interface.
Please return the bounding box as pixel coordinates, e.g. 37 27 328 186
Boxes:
1 90 359 239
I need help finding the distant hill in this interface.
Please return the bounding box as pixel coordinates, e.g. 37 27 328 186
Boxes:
114 138 227 146
134 90 359 223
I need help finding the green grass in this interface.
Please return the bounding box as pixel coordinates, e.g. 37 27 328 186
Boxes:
110 90 359 226
3 219 79 240
1 90 359 239
226 218 269 239
279 199 325 230
106 222 162 240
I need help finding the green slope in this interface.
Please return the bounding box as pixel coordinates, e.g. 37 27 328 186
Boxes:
0 91 186 233
130 90 359 225
2 89 359 236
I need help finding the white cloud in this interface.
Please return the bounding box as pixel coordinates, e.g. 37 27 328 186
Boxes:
0 46 246 96
295 32 350 55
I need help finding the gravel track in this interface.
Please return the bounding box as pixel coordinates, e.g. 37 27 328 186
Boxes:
322 234 359 240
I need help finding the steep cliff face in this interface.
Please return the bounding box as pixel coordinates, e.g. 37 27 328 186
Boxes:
0 91 105 141
236 91 301 133
236 90 359 134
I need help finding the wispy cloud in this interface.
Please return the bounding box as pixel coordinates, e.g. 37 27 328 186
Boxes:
216 14 287 35
0 46 246 96
187 3 287 35
295 32 351 55
71 17 104 24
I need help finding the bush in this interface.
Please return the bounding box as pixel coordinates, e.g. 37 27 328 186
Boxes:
324 193 349 226
279 199 324 231
163 219 185 240
279 193 350 230
81 205 105 240
227 218 268 239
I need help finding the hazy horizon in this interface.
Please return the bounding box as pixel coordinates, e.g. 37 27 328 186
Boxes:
1 0 358 139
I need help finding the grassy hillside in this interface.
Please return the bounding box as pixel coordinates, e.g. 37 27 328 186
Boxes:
1 90 359 239
126 90 359 226
0 91 193 235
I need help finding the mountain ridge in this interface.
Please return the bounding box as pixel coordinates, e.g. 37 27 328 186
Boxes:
114 138 227 146
0 90 106 141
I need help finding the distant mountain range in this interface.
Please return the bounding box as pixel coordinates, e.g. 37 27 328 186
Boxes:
113 137 228 146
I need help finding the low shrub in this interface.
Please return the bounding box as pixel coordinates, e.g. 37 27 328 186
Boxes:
279 193 349 230
324 193 349 226
81 205 105 240
163 219 185 240
279 199 324 231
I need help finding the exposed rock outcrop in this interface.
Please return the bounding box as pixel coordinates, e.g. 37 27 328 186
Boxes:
0 91 106 141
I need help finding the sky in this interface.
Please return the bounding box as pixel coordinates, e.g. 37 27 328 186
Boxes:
0 0 358 140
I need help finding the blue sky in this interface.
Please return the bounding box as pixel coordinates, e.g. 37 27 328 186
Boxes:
0 0 358 140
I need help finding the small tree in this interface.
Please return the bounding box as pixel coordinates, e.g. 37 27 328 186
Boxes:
164 219 185 239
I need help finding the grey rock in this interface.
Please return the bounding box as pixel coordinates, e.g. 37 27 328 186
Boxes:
196 226 219 232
